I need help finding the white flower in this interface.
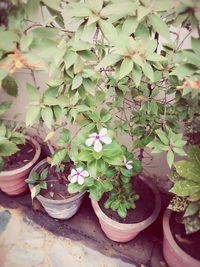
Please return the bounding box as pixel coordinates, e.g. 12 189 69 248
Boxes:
123 156 133 170
85 128 112 152
68 167 89 185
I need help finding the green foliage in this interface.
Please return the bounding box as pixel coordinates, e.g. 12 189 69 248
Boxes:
2 76 18 97
2 0 200 221
25 168 48 198
169 146 200 234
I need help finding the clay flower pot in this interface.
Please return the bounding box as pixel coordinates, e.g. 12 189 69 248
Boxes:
28 159 86 220
163 209 200 267
91 175 161 242
0 136 41 196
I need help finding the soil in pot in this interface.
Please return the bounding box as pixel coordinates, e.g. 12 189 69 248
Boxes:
170 212 200 261
37 162 77 200
99 176 155 224
2 142 35 171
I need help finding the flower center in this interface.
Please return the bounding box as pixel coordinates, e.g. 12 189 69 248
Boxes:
95 135 100 140
76 172 80 176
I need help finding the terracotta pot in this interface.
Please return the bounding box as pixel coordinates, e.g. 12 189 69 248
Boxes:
28 159 86 220
0 136 41 196
91 175 161 242
163 209 200 267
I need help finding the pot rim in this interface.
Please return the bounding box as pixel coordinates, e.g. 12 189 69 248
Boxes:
28 159 85 204
91 175 161 231
163 208 200 265
0 135 41 176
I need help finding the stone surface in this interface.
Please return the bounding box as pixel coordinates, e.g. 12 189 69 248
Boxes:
0 189 168 267
5 247 45 267
0 210 11 234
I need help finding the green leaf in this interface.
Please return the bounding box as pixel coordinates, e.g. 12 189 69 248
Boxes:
99 19 118 44
97 53 121 68
146 54 167 62
184 203 199 217
137 6 150 22
173 147 187 156
26 83 40 101
20 32 33 51
51 148 68 166
122 16 138 36
39 181 47 189
119 58 133 80
42 0 61 10
0 101 12 115
72 74 83 90
117 203 127 218
155 129 169 145
53 106 62 124
101 113 112 122
0 124 6 137
170 64 196 79
64 51 77 70
67 3 91 17
167 150 174 168
188 146 200 164
170 180 200 197
152 1 177 11
0 157 4 171
148 14 170 41
30 185 41 199
41 107 53 129
78 149 94 161
132 64 142 87
101 2 137 17
0 140 19 157
142 62 154 82
2 76 18 97
86 0 103 13
0 68 8 81
68 183 84 193
26 106 41 127
174 161 200 182
40 167 48 180
57 129 71 146
191 37 200 56
101 180 113 192
0 30 19 51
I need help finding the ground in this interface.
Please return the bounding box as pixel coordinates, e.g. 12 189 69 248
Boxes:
0 190 169 267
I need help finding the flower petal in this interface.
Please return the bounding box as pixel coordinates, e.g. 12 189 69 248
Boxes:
99 128 107 137
70 169 77 176
127 160 133 164
85 137 95 146
80 170 89 177
89 132 97 137
100 136 112 144
78 176 85 185
94 139 102 152
76 167 83 173
126 164 133 170
71 175 78 183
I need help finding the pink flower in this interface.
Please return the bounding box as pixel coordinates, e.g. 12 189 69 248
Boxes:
123 156 133 170
85 128 112 152
69 167 89 185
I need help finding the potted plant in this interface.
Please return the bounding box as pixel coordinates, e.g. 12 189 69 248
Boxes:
2 0 200 241
163 145 200 267
62 123 161 242
0 102 41 195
